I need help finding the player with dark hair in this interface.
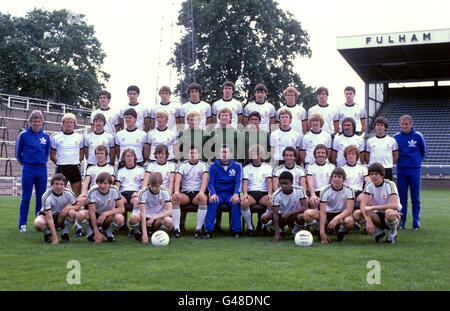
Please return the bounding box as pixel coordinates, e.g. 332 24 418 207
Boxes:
150 86 182 132
84 113 115 167
211 81 243 128
91 90 120 135
336 86 367 135
272 146 307 193
308 87 339 137
120 85 150 132
243 83 276 132
329 117 365 167
180 82 212 130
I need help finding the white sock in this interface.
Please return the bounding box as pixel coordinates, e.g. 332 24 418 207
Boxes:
262 220 273 230
196 206 207 231
241 208 253 230
42 225 50 234
129 221 141 234
106 221 120 236
374 225 384 236
291 222 302 234
306 219 319 231
63 217 75 234
79 219 93 237
172 205 181 230
386 219 398 237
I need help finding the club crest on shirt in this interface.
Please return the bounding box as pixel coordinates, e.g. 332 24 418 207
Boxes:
136 139 140 143
382 194 387 200
107 199 112 207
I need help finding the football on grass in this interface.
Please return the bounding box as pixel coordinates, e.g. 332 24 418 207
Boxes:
295 230 313 246
151 230 170 246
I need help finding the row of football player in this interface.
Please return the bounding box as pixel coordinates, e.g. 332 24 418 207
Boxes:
53 102 394 199
35 141 399 244
90 83 366 136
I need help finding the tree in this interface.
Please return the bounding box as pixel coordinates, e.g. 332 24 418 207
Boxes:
0 9 110 108
170 0 317 109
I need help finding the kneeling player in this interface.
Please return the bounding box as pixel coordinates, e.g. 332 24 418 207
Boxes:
129 172 173 242
261 171 307 243
77 172 125 243
353 163 401 243
172 145 209 238
34 174 80 244
303 167 355 243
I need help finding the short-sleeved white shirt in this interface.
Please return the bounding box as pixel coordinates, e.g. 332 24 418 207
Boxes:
308 104 338 136
276 104 307 134
342 163 368 191
115 166 145 192
120 103 149 131
272 185 306 215
363 180 401 213
41 188 77 215
273 164 305 187
146 128 177 161
138 187 171 218
366 135 398 168
301 130 332 164
90 107 120 135
85 164 116 189
176 160 209 192
332 134 365 167
305 162 335 192
179 101 212 130
51 132 84 165
243 101 276 132
150 102 181 132
146 161 176 190
83 131 115 165
270 128 302 161
243 162 273 192
336 103 366 132
87 185 122 216
115 128 147 163
212 98 243 128
320 184 355 213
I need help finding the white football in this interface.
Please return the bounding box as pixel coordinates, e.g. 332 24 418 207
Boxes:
151 230 170 246
295 230 313 246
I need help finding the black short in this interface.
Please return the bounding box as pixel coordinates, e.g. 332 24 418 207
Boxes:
183 191 199 202
326 212 341 224
38 212 63 229
384 168 393 181
355 190 363 198
56 164 82 183
248 191 268 203
315 191 321 197
121 191 136 204
376 212 388 230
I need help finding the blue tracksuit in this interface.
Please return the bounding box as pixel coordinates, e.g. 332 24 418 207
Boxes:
205 159 242 234
393 127 427 227
15 126 51 227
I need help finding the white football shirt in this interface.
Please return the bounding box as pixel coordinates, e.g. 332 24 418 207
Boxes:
138 186 171 218
308 104 338 136
366 135 398 168
276 104 307 134
146 128 177 161
363 180 401 214
120 103 149 131
336 103 366 132
342 163 368 191
83 131 115 165
332 134 365 167
115 166 145 192
146 161 176 190
273 164 305 187
176 160 209 192
270 128 303 161
90 107 120 135
115 128 147 163
272 185 306 215
320 184 355 213
85 163 116 188
301 130 332 164
150 102 181 132
41 188 77 215
305 162 335 192
243 162 273 192
211 98 243 128
243 101 276 132
87 185 122 216
51 132 84 165
179 101 212 130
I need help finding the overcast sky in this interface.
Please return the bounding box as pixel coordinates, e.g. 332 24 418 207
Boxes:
3 0 450 110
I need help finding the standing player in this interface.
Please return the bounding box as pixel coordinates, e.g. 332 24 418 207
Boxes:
143 144 176 194
150 86 182 132
34 174 80 244
90 90 121 135
308 87 339 137
303 167 355 243
261 171 307 242
146 110 177 162
276 86 308 135
179 83 212 130
243 111 271 164
172 145 209 238
129 172 173 242
300 113 332 166
204 145 243 238
243 83 276 132
269 108 302 165
115 108 148 167
211 81 243 128
366 116 398 181
119 85 150 132
272 147 307 193
341 145 370 203
353 163 402 243
77 172 125 243
175 110 210 162
241 144 273 236
50 113 84 197
394 115 427 230
305 144 336 209
15 110 51 232
336 86 367 135
84 113 115 167
329 117 365 167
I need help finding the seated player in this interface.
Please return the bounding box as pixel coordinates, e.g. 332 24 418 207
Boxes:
143 144 176 194
341 145 370 203
34 174 81 244
172 145 209 238
303 167 355 243
77 172 125 243
352 162 402 244
272 146 307 193
305 144 335 209
241 144 273 236
129 172 174 242
261 171 307 242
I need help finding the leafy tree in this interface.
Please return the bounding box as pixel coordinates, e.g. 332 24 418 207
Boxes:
0 9 109 108
170 0 317 109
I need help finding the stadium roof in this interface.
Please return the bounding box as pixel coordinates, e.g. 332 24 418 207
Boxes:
337 28 450 83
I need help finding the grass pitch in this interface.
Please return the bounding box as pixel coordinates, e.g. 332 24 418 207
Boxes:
0 189 449 291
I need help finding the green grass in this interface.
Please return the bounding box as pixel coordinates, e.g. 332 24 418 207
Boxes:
0 189 449 291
